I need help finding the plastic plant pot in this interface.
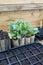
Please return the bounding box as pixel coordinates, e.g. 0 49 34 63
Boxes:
30 35 35 43
12 39 19 47
3 32 11 50
1 38 11 51
1 39 5 51
0 31 11 51
25 37 30 44
25 34 30 44
5 38 11 50
19 38 25 46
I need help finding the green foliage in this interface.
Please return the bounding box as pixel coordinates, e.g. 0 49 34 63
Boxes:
28 28 39 36
8 19 39 39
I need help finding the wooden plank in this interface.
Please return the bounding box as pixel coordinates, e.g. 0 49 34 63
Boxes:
0 4 43 12
0 0 43 4
0 7 43 31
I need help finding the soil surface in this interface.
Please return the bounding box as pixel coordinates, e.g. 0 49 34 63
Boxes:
6 51 14 57
0 59 8 65
21 60 30 65
29 56 38 64
14 49 21 54
9 56 17 63
0 53 6 59
31 49 40 54
39 47 43 53
21 47 28 52
25 51 33 57
17 54 25 60
34 62 42 65
28 45 36 50
37 53 43 60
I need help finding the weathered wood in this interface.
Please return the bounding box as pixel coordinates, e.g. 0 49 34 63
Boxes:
0 4 43 31
0 4 43 11
0 9 43 31
0 0 43 4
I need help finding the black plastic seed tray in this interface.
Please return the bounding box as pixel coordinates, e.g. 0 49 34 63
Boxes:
0 43 43 65
35 27 43 40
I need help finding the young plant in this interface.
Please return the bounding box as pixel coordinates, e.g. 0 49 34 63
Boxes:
8 20 29 39
8 20 29 46
8 19 39 46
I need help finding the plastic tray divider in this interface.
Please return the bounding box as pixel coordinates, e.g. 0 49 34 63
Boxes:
5 53 11 65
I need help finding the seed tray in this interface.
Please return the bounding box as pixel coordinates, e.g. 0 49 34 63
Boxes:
35 34 43 40
0 43 43 65
36 27 43 40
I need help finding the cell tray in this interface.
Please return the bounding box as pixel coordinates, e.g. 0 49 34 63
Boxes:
0 43 43 65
